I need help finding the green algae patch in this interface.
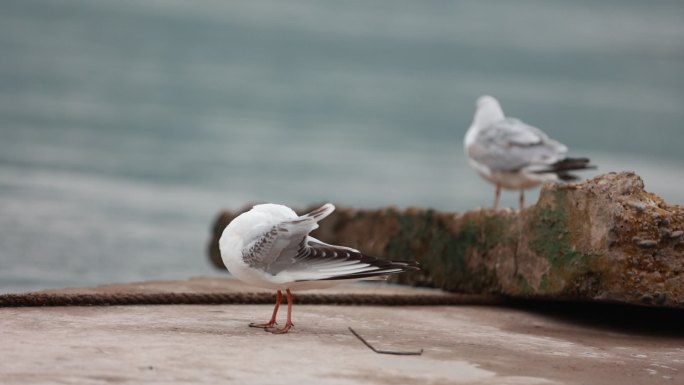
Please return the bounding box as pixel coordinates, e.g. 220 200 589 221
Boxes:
384 210 507 292
528 203 598 295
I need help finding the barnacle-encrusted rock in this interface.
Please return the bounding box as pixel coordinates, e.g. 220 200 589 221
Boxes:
208 172 684 308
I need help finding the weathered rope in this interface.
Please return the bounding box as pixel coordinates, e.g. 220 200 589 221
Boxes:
0 292 501 307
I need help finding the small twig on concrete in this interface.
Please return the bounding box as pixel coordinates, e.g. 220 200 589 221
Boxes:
348 327 423 356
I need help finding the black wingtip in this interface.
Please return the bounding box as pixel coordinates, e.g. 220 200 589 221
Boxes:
319 258 420 281
552 157 595 171
393 260 420 271
533 157 596 179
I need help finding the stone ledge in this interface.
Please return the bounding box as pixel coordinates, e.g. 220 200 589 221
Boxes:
208 172 683 308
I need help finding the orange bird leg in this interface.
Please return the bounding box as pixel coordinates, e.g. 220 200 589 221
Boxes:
249 290 282 329
493 184 501 210
272 289 294 334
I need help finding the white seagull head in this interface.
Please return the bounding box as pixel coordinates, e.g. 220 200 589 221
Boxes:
473 95 505 128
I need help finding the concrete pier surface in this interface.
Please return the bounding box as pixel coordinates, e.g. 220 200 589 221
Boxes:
1 277 682 384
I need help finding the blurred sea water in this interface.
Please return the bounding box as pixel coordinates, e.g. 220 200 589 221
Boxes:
1 0 683 292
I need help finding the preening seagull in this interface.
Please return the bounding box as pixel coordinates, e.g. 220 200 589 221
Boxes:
464 95 594 209
219 203 419 334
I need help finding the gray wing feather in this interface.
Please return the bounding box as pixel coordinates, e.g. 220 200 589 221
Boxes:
285 237 417 281
242 203 417 280
242 204 335 274
242 220 317 274
469 118 567 172
245 233 416 280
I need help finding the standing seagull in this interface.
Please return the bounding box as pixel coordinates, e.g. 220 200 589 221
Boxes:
219 203 419 334
464 95 594 210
